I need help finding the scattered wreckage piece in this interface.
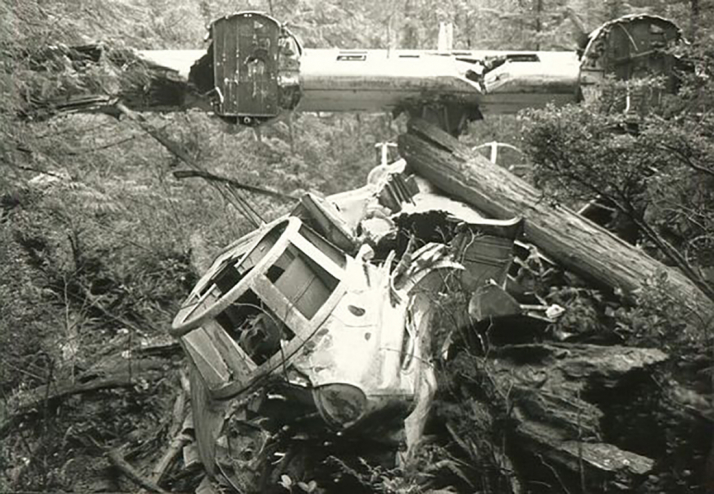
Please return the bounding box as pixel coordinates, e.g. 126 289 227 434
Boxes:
20 44 204 118
398 118 714 326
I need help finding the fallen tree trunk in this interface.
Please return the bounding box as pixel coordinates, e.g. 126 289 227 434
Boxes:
398 118 714 327
0 357 167 438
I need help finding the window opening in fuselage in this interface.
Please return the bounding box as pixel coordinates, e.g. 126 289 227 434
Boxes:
199 222 288 298
203 221 295 365
267 243 339 320
216 289 296 366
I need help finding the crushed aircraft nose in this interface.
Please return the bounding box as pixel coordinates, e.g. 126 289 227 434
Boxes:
171 162 557 490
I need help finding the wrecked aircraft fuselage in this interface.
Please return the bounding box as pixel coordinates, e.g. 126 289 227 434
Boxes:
172 215 453 421
171 164 542 489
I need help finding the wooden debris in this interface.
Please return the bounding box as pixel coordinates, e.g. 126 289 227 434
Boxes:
149 386 190 485
106 447 171 494
0 357 167 438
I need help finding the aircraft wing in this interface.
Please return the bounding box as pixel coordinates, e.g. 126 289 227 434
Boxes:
26 12 680 135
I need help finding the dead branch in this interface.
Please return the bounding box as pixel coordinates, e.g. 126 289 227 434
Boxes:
149 385 190 485
173 169 297 201
0 362 165 438
107 447 171 494
69 282 158 335
65 133 145 155
662 144 714 179
114 102 264 227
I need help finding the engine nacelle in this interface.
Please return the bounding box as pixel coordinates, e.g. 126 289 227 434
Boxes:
190 12 302 126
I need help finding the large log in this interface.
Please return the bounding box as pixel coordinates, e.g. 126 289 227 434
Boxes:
440 343 670 493
398 118 714 326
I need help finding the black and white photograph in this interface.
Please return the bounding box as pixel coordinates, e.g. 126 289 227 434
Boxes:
2 1 713 492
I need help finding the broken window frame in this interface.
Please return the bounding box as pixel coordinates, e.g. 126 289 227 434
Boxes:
172 217 349 399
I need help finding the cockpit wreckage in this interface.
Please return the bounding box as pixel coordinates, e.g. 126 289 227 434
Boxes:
21 10 714 494
150 15 694 493
171 157 552 492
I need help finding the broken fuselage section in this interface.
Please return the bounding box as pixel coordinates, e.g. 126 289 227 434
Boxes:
171 164 540 487
35 12 682 136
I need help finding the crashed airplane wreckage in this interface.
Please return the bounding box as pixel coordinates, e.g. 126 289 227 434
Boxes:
171 161 542 491
158 12 706 494
19 10 713 493
169 122 713 493
29 12 681 134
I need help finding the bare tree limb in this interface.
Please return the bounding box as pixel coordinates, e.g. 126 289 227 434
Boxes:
114 102 264 227
149 386 190 485
0 366 164 438
106 447 171 494
173 169 297 201
661 144 714 179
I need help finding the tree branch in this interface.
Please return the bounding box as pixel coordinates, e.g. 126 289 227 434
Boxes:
632 216 714 303
534 146 714 304
661 144 714 179
114 102 264 227
106 447 171 494
0 366 164 438
173 169 297 202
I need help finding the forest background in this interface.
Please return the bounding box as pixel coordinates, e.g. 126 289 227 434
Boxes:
2 0 714 493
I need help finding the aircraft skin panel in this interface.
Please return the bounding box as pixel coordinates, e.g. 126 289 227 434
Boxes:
297 85 481 112
297 50 479 112
135 47 579 114
297 49 578 113
484 60 579 94
478 93 577 114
